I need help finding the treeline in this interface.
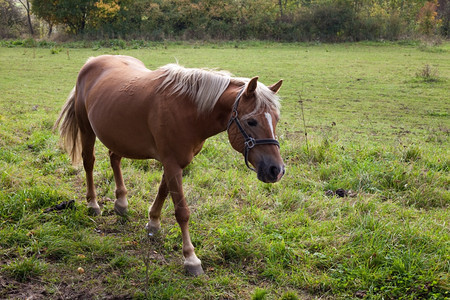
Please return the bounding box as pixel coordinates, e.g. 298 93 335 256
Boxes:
1 0 449 41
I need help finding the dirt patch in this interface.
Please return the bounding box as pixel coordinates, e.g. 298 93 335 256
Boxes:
0 270 133 299
0 274 98 300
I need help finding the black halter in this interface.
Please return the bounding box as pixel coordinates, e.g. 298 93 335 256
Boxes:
227 88 280 172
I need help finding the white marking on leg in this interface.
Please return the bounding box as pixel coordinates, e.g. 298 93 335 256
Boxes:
264 112 275 139
147 218 161 230
145 219 161 235
184 253 202 267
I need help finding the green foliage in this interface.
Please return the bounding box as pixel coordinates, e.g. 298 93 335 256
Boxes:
16 0 447 41
279 291 299 300
252 288 268 300
50 47 62 54
31 0 97 34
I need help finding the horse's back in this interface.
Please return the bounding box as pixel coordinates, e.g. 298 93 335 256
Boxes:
77 55 150 89
75 55 164 159
85 55 149 72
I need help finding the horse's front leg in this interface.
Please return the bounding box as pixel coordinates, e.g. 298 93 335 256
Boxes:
165 165 204 276
109 151 128 215
146 174 169 236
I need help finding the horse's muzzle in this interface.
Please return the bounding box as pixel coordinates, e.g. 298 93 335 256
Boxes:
257 161 285 183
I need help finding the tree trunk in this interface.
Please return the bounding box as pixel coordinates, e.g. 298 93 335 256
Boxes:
48 22 53 37
26 10 34 35
19 0 34 36
278 0 284 18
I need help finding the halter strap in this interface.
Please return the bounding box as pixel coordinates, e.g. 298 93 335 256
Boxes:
227 88 280 172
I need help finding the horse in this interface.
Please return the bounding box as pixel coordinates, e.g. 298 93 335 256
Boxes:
54 55 285 275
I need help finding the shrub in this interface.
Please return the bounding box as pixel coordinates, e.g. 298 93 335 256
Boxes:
22 38 37 47
416 64 440 82
309 2 356 42
417 1 442 36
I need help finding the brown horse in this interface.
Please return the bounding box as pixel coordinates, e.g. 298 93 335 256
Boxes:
55 55 284 275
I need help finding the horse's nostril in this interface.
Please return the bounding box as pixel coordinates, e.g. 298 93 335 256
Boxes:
270 165 280 178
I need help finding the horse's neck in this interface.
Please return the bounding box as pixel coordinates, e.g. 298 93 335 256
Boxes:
200 85 241 138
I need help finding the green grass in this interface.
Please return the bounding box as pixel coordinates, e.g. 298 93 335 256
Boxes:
0 41 449 299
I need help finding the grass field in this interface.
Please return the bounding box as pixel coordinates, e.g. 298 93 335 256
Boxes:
0 41 449 299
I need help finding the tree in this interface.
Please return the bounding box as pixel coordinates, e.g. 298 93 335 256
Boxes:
56 0 97 34
437 0 449 36
90 0 121 30
278 0 301 18
30 0 57 36
17 0 33 35
417 0 441 35
31 0 97 34
0 0 27 38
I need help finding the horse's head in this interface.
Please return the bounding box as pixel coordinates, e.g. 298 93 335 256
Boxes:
227 77 285 183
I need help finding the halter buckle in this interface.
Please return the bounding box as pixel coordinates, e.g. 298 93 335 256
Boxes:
231 109 238 119
245 138 256 149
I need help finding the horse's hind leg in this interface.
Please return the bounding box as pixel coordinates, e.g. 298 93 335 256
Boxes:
146 174 169 235
109 151 128 216
81 131 101 215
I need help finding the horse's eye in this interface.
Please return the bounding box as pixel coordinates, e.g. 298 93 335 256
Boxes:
247 119 258 127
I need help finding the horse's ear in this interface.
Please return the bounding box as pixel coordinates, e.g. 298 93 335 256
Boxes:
268 79 283 94
245 77 258 97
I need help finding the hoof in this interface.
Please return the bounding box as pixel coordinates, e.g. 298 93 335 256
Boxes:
145 221 160 237
114 201 128 216
87 205 101 216
185 264 204 276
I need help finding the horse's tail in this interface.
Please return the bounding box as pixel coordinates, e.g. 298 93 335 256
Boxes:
54 87 82 165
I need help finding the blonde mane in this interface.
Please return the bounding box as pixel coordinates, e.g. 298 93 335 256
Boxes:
156 64 280 116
